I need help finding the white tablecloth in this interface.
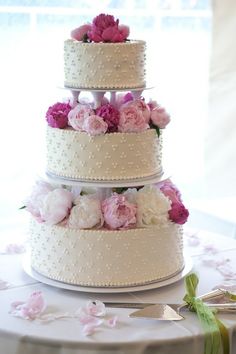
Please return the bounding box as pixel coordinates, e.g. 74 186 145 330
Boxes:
0 229 236 354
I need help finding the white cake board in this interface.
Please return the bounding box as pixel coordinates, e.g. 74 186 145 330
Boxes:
58 84 155 93
22 254 192 294
44 171 171 188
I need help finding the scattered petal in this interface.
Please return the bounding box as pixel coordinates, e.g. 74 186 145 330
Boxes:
75 307 103 325
82 323 98 336
9 291 46 320
106 315 118 328
86 300 106 317
0 279 11 290
5 243 26 254
187 234 201 247
203 243 218 254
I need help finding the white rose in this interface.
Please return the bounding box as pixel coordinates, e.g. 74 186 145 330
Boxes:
40 188 73 225
136 185 171 227
68 195 102 229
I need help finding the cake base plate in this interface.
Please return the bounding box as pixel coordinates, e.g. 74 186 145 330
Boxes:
45 170 170 188
22 254 192 294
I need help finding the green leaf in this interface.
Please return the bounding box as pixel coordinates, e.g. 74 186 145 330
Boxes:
149 122 160 137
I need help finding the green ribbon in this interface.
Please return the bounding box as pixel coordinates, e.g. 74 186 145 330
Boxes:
184 273 229 354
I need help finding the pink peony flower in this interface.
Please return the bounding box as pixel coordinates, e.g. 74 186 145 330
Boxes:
147 99 159 111
46 102 71 129
71 23 92 41
168 202 189 225
102 193 137 230
159 180 189 225
118 105 149 133
118 24 130 40
159 179 182 204
88 14 129 43
150 105 170 129
115 92 134 108
25 180 53 221
83 115 108 136
68 104 94 131
124 99 151 123
96 103 120 132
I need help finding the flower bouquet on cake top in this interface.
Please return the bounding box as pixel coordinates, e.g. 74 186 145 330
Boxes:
70 13 130 43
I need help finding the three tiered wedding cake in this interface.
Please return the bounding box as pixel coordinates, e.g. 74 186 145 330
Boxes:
25 14 189 287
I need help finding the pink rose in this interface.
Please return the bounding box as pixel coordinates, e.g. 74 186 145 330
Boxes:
118 105 149 133
102 193 137 230
150 106 170 129
46 102 71 129
68 104 94 131
83 115 108 136
71 23 92 41
96 103 120 132
124 99 151 123
25 180 53 221
168 202 189 225
88 14 129 43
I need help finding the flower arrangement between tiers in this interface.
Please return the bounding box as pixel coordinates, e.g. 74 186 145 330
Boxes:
46 93 170 136
23 180 189 230
71 13 130 43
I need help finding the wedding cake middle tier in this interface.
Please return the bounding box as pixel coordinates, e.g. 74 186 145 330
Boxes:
46 127 162 181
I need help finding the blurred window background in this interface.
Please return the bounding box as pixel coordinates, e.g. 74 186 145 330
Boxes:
0 0 220 242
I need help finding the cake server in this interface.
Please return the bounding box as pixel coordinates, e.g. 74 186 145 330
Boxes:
104 289 236 321
104 288 236 309
128 302 236 320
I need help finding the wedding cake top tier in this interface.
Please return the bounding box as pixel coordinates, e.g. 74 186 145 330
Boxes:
64 14 146 89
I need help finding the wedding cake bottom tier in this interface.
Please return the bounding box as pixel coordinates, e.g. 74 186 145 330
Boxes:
30 219 184 287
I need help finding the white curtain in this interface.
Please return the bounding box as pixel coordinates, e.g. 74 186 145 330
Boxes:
205 0 236 199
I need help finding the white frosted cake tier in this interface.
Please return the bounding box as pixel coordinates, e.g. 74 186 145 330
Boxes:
64 39 146 89
30 219 184 287
46 127 163 181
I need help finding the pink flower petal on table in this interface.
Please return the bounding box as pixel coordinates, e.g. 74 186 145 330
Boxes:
0 279 10 290
203 243 218 254
75 307 103 325
106 315 118 328
185 232 201 247
10 291 46 320
86 300 106 317
82 323 99 336
217 264 236 279
5 243 25 254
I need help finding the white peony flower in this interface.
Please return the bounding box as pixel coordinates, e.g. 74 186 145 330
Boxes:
68 195 102 229
40 188 73 225
123 188 138 204
136 185 171 227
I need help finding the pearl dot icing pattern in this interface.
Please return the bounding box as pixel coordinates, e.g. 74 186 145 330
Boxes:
46 127 163 181
64 40 146 89
30 219 184 287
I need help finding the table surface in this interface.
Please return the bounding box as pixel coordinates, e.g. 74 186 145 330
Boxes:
0 228 236 354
